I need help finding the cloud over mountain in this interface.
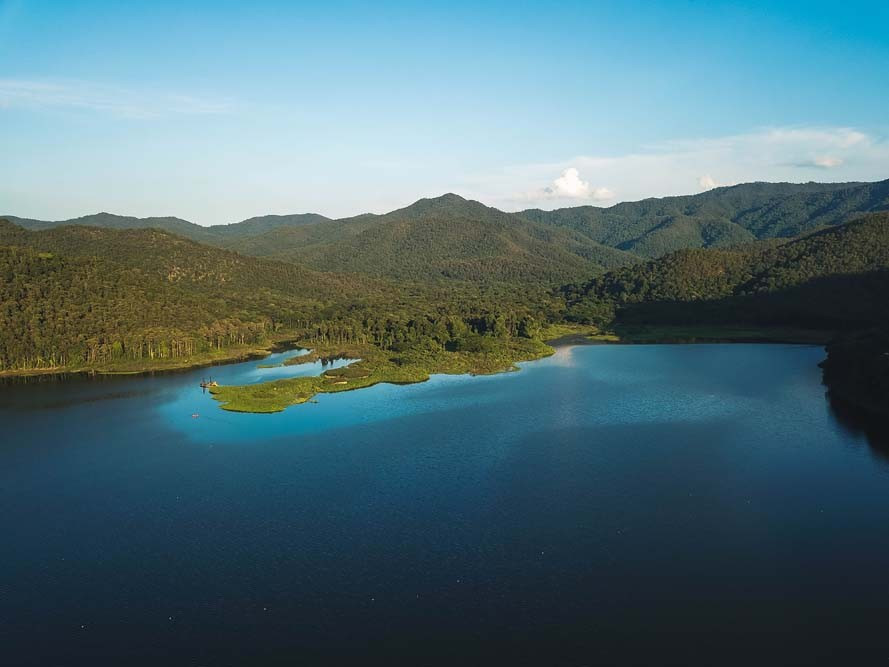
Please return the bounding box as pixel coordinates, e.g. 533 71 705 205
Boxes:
463 126 889 211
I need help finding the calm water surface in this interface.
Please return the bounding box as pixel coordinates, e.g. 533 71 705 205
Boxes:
2 344 888 665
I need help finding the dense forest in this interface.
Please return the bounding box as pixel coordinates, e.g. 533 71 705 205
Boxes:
0 219 558 372
560 213 889 331
218 194 638 284
519 179 889 257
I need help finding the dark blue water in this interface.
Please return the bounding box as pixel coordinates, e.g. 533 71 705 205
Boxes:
2 344 888 666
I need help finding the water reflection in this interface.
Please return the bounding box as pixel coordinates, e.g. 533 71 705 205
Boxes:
0 347 355 413
826 391 889 463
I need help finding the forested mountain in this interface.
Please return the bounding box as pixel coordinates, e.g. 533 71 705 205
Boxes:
561 212 889 330
228 194 637 284
520 179 889 258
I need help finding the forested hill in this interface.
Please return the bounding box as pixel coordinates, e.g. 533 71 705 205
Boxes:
225 194 638 284
519 179 889 258
0 220 367 299
0 219 561 373
561 212 889 330
0 219 391 371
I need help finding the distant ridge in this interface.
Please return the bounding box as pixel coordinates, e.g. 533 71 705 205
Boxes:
0 211 332 243
0 212 214 242
4 178 888 281
211 213 332 238
517 179 889 257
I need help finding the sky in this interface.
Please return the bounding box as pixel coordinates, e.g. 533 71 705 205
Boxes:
1 0 888 225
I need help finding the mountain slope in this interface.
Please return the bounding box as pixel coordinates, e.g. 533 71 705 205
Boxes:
209 213 332 239
224 194 638 284
0 218 565 373
0 219 372 299
0 220 399 371
0 218 401 371
520 179 889 258
562 212 889 329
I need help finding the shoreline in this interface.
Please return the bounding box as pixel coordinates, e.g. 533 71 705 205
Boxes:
546 325 834 348
0 324 833 384
210 324 835 414
0 338 301 381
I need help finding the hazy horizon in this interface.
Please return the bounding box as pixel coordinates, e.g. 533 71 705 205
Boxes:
3 176 888 228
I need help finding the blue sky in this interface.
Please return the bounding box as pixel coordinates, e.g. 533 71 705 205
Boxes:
1 0 888 224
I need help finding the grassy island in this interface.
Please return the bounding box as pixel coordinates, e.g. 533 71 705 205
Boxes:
209 336 553 413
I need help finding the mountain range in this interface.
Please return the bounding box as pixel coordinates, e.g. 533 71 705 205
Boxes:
6 178 888 284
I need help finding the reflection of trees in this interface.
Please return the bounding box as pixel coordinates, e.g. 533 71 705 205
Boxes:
826 391 889 465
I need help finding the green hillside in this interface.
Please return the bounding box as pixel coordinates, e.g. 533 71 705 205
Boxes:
7 179 888 283
224 194 637 284
0 220 389 371
210 213 332 238
0 219 560 374
520 179 888 257
562 212 889 330
0 220 368 299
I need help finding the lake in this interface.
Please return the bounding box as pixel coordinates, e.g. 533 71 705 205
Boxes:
2 344 888 665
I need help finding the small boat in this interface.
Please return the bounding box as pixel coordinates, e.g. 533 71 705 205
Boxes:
199 380 219 388
191 413 200 419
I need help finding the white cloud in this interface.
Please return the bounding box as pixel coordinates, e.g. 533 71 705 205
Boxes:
552 167 589 197
698 174 718 190
537 167 614 202
0 78 233 119
458 126 889 210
